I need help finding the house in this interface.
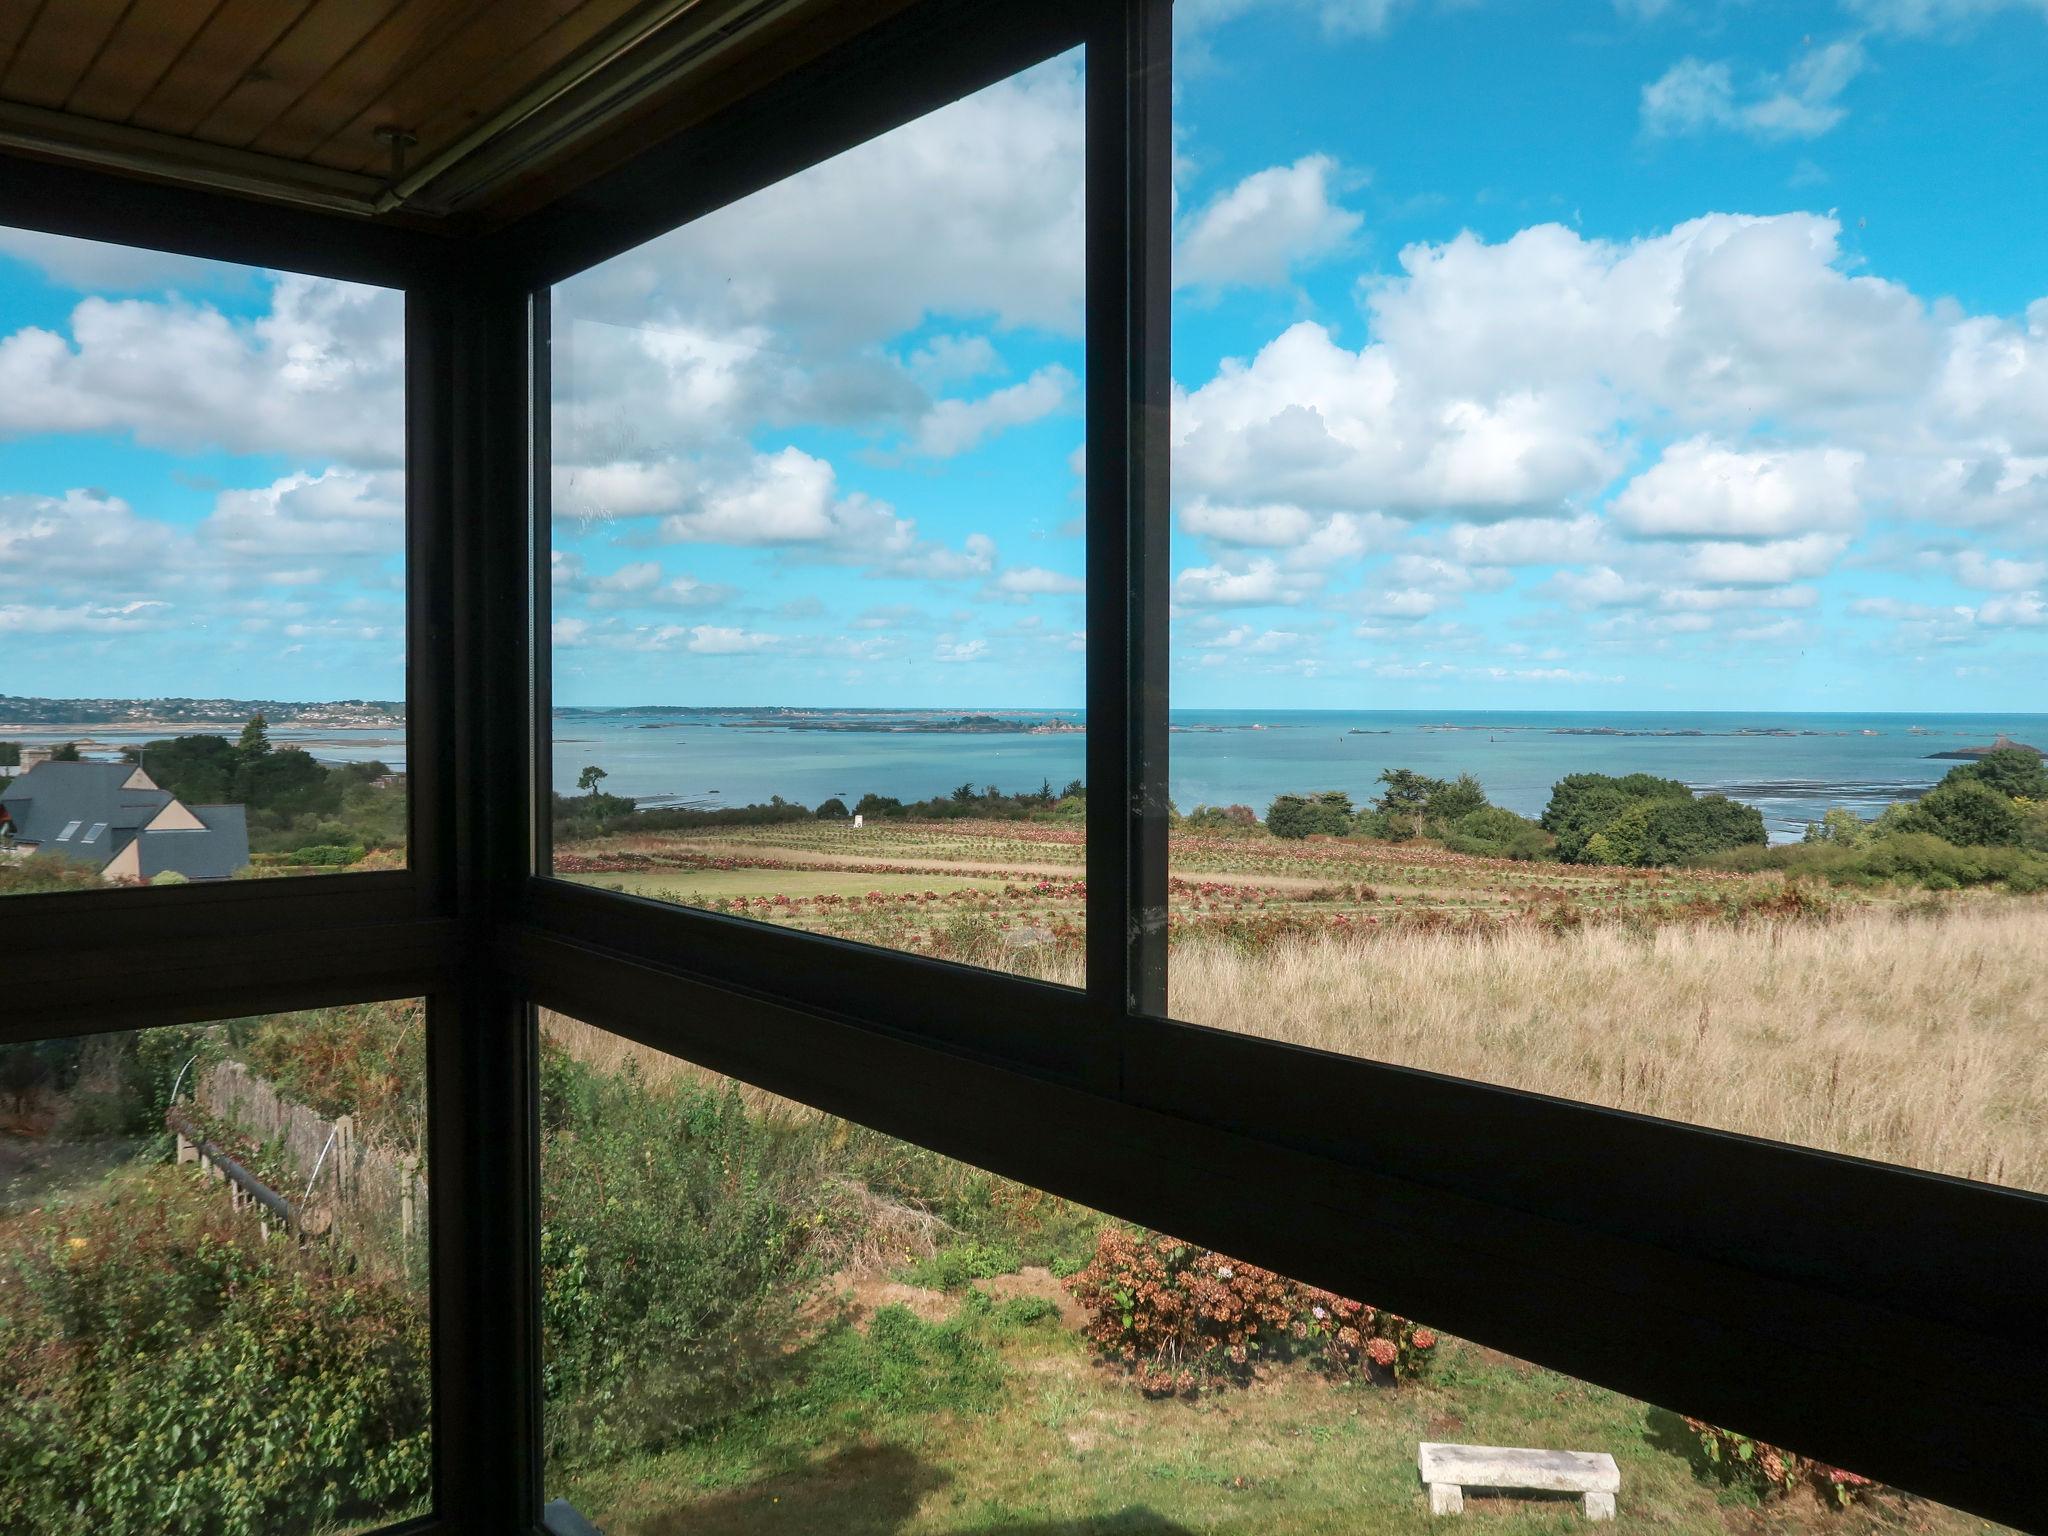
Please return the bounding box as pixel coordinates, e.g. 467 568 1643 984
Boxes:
0 760 249 882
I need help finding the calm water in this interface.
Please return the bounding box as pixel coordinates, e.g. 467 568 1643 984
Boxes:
550 707 2048 842
30 710 2046 842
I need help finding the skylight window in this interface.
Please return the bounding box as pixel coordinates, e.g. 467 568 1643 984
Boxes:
56 820 82 842
81 823 106 844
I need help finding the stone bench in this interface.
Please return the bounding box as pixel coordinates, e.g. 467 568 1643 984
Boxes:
1419 1442 1620 1521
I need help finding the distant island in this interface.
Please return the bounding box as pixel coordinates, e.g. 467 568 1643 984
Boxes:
1927 734 2044 761
764 713 1083 735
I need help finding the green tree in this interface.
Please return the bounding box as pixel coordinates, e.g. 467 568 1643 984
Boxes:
1941 746 2048 802
1901 779 2024 847
1804 807 1870 847
236 712 271 756
1373 768 1445 816
49 741 81 762
577 764 608 798
815 797 850 819
0 741 18 767
1540 772 1694 860
129 734 239 802
854 793 905 819
1266 790 1354 839
1425 772 1489 823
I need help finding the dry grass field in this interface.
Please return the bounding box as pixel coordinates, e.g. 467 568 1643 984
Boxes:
557 819 2048 1194
1166 901 2048 1192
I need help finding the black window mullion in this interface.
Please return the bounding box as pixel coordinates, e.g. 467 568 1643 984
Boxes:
1126 0 1173 1024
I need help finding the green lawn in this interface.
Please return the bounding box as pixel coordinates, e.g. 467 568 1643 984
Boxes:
549 1298 2002 1536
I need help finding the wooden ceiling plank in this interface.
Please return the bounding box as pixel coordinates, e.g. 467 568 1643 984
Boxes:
68 0 238 124
392 0 654 173
128 0 309 138
308 0 624 176
4 0 134 110
248 0 492 166
0 1 53 87
193 0 412 149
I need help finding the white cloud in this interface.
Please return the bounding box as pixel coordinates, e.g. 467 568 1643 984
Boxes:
1174 319 1618 516
203 468 403 560
993 566 1084 596
1176 155 1362 290
0 228 245 293
1172 557 1319 607
0 275 404 466
935 635 989 662
556 53 1085 350
0 600 173 635
1544 566 1656 608
1612 437 1864 537
1641 40 1865 141
1975 590 2048 626
907 333 1003 386
1660 584 1819 611
0 488 180 590
1355 587 1446 618
1954 550 2048 590
1844 0 2048 35
1682 533 1849 584
1441 515 1607 566
909 365 1074 457
1180 498 1316 546
685 625 778 654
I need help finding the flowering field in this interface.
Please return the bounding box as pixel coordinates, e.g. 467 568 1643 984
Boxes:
555 818 1791 966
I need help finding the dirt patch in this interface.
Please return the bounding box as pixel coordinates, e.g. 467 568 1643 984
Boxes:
810 1270 955 1328
973 1265 1091 1330
0 1133 137 1218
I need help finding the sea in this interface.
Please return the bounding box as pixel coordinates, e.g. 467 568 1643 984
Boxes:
26 708 2048 843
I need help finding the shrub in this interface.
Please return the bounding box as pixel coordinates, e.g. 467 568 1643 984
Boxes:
0 1171 430 1536
1266 791 1354 839
908 1238 1019 1291
1442 805 1550 860
1182 803 1260 832
1681 1419 1876 1508
539 1054 834 1463
1065 1228 1433 1395
1894 779 2025 847
1708 831 2048 892
285 843 365 866
816 797 850 819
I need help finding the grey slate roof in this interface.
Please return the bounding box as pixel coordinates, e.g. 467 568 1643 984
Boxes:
130 804 250 882
0 761 169 844
0 761 249 881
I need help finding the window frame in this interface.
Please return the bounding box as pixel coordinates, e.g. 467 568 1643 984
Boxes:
494 2 2048 1528
0 1 2041 1531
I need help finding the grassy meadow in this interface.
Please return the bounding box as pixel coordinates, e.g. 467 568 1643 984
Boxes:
556 818 2048 1195
534 1014 2015 1536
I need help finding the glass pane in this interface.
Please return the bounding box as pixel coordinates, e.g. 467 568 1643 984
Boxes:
1165 4 2048 1192
0 229 408 895
0 1002 431 1532
546 52 1087 980
537 1011 2003 1535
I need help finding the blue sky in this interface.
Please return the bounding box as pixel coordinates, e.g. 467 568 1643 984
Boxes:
5 0 2046 712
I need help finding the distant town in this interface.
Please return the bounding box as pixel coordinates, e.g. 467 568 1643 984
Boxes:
0 695 406 729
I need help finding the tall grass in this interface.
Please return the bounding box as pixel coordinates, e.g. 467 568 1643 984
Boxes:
1169 899 2048 1193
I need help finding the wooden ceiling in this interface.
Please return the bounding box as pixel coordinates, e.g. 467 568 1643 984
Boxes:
0 0 884 222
